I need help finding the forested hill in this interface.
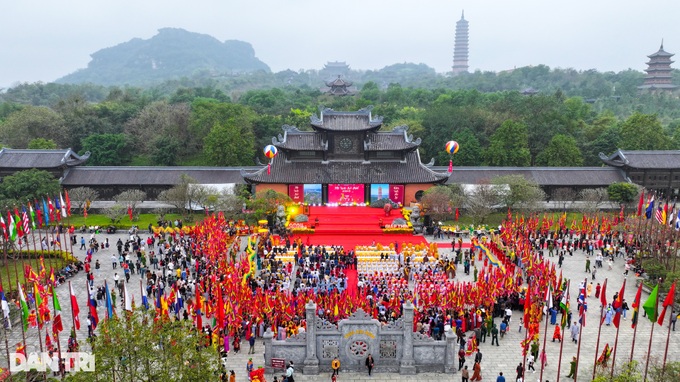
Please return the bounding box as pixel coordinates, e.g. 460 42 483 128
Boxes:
56 28 271 86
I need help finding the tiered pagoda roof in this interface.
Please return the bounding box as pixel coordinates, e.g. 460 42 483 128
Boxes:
639 41 677 90
324 76 355 96
310 107 382 131
0 148 90 169
452 10 469 74
599 149 680 169
242 107 449 184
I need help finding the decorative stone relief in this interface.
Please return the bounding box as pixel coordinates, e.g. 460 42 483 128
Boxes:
321 340 339 359
316 319 338 331
380 340 397 358
287 332 306 343
413 332 434 342
348 340 369 358
348 309 372 320
384 319 404 331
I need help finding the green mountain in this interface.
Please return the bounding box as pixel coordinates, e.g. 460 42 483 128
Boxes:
57 28 271 86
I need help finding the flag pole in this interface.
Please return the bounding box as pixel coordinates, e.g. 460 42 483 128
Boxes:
0 269 11 370
33 286 47 382
574 278 587 382
539 286 549 382
643 278 661 381
592 278 607 380
556 280 570 382
52 285 64 378
69 281 78 340
630 285 642 363
3 232 12 298
661 279 677 371
609 278 626 378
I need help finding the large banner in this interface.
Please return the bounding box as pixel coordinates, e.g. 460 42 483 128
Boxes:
304 184 322 204
389 184 405 205
288 184 303 203
370 184 389 203
328 184 365 204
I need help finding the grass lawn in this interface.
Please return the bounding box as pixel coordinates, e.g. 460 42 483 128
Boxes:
60 213 200 229
0 257 68 292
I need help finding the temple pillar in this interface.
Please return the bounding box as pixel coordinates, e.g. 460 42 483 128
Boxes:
400 301 416 375
303 300 320 374
444 328 457 373
263 327 273 373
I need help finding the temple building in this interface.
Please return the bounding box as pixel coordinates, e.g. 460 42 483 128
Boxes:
242 107 450 205
600 149 680 197
0 148 89 178
638 41 678 92
321 61 351 79
452 11 469 75
324 76 355 96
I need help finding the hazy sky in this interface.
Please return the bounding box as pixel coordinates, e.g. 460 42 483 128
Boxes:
2 0 679 88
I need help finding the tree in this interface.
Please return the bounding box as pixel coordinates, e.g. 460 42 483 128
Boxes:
492 175 546 213
157 175 218 218
113 190 147 220
246 189 291 223
485 120 531 166
123 101 191 157
81 133 131 166
0 169 61 202
607 182 640 206
577 188 608 213
27 138 58 149
552 187 577 210
535 134 584 166
0 105 69 148
151 136 181 166
103 203 126 224
66 187 99 214
619 112 671 150
465 183 502 224
64 309 220 382
420 186 454 223
190 101 256 166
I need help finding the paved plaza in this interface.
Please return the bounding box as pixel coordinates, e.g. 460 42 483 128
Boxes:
1 229 679 381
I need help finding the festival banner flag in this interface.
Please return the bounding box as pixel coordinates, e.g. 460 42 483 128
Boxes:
0 285 10 323
64 189 71 216
637 190 645 216
52 286 63 334
643 284 659 322
70 283 80 330
657 281 676 325
87 290 98 330
141 284 149 310
123 282 132 312
630 283 642 329
0 216 7 240
612 280 625 329
18 283 30 331
105 281 114 319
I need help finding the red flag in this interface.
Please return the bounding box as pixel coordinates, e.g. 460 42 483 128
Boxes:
70 283 80 330
267 162 271 175
523 286 532 329
64 189 71 216
631 283 643 329
657 281 676 325
600 279 607 307
216 287 224 329
637 191 645 217
448 159 453 173
612 280 625 328
127 205 133 221
455 208 460 221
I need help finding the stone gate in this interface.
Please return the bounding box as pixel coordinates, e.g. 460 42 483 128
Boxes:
262 301 457 375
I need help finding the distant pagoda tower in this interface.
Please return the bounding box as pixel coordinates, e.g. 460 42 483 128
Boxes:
638 40 677 92
322 61 350 79
452 10 469 75
324 76 354 96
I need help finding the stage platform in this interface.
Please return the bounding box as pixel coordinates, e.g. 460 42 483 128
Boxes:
291 206 428 248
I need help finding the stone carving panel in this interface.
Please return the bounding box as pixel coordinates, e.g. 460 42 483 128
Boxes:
316 319 338 331
348 340 370 359
413 332 434 342
384 318 404 331
321 340 339 359
348 309 372 320
380 340 397 358
287 332 306 343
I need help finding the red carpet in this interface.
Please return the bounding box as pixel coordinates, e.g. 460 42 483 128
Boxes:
292 206 428 249
344 268 358 297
